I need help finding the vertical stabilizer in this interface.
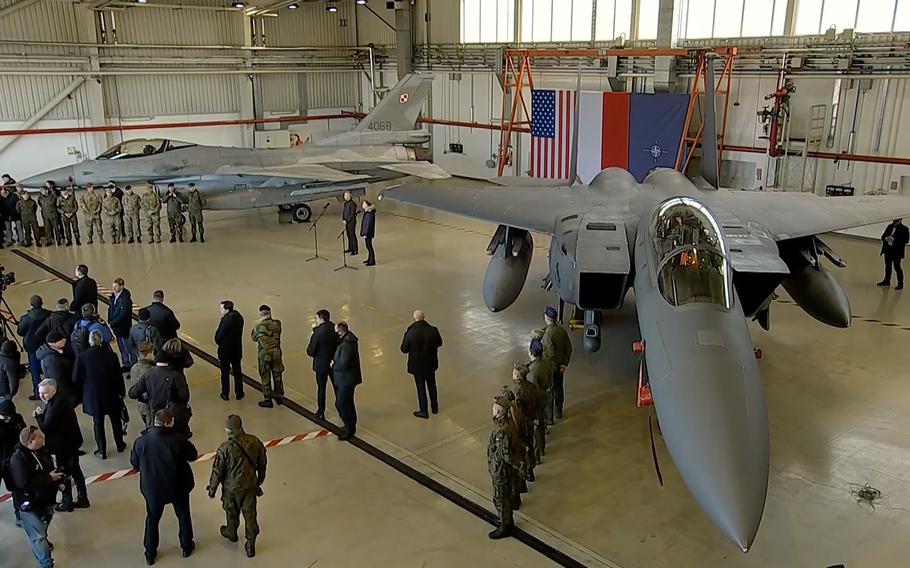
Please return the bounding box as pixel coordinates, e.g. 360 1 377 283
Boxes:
568 65 582 185
354 73 433 133
701 55 720 188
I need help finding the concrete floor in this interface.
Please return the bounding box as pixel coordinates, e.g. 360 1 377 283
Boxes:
1 185 909 568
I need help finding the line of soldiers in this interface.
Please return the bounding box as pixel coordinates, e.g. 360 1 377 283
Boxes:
486 306 572 539
0 175 207 247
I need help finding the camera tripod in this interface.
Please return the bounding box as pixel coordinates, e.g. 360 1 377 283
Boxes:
0 292 24 353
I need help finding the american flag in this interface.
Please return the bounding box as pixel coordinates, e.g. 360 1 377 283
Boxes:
531 89 576 178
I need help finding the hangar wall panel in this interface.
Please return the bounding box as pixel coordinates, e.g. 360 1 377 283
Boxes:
112 3 244 46
101 75 244 118
262 73 361 112
355 4 397 46
262 4 355 46
413 0 460 44
0 0 80 42
0 75 86 121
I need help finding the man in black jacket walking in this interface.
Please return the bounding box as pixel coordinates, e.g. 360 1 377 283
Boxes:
130 409 198 565
18 295 51 400
73 330 126 459
215 300 244 401
400 310 443 419
332 321 362 440
35 299 78 357
306 309 337 420
36 332 75 402
128 348 191 437
878 218 910 289
145 290 181 341
36 379 89 511
108 277 134 369
0 399 27 525
71 264 98 316
9 426 65 568
341 191 358 255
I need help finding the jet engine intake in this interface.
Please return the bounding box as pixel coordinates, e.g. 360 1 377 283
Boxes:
483 225 533 312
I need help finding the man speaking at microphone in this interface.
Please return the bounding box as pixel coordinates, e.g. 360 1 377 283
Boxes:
340 192 358 256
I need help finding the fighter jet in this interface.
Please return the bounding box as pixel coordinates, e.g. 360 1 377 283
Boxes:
21 73 448 222
381 64 910 551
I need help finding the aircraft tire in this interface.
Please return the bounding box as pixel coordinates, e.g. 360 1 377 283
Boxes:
292 204 312 223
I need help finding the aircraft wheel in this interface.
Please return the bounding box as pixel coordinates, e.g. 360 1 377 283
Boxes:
292 204 312 223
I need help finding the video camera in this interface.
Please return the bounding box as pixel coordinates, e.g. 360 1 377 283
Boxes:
0 265 14 291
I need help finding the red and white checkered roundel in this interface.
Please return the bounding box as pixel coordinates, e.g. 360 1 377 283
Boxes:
399 93 409 103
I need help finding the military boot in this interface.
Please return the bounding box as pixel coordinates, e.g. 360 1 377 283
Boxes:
99 236 106 244
169 235 176 243
128 237 134 244
189 232 197 243
488 524 513 539
199 229 205 243
219 525 238 543
245 540 256 558
137 236 142 243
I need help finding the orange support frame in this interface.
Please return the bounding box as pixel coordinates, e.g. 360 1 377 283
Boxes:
675 48 737 174
496 52 535 176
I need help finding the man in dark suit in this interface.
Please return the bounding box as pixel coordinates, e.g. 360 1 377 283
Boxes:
360 200 376 266
108 277 134 369
331 321 362 440
73 330 125 459
71 264 98 316
341 191 358 255
17 295 51 400
878 218 910 290
214 300 244 401
36 378 89 511
400 310 443 419
130 409 198 566
145 290 181 341
306 309 337 420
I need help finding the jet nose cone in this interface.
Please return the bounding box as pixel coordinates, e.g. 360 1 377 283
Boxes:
20 165 75 188
652 358 769 551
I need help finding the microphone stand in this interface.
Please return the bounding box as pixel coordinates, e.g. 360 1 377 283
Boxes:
335 211 359 272
305 202 331 262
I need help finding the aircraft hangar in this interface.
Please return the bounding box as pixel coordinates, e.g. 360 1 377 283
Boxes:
2 1 910 566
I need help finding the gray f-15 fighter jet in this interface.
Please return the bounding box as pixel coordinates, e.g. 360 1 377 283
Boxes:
382 67 910 551
21 73 448 222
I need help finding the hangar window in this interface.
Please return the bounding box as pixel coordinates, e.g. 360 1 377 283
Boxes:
677 0 785 39
796 0 910 34
650 197 732 309
461 0 514 43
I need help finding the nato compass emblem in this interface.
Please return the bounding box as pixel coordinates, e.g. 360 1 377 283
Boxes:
644 140 666 161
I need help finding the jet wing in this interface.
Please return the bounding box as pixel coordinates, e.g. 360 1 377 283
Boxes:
214 164 370 183
380 182 582 235
378 162 451 180
703 190 910 241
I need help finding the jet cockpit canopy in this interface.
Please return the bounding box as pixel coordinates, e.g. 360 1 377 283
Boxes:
96 138 196 160
650 197 732 309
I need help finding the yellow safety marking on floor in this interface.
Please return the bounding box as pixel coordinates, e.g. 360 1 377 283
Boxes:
9 277 57 287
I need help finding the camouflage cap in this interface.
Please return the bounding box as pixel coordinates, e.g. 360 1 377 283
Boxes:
225 414 243 433
513 363 529 379
493 389 512 410
530 328 545 340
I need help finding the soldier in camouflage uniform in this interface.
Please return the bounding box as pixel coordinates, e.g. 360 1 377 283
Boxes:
510 364 540 482
37 185 61 246
251 305 284 407
527 338 553 453
16 192 39 247
487 391 521 539
162 183 188 243
101 186 122 244
58 184 80 245
122 185 142 244
540 306 572 420
79 183 104 244
140 185 162 243
207 415 267 558
186 183 206 243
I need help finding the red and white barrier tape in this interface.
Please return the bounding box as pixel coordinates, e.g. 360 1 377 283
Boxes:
0 429 330 504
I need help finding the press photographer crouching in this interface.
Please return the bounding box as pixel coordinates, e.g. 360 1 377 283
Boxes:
8 425 65 568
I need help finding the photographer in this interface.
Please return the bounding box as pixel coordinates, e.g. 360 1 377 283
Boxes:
9 425 64 568
36 379 89 511
0 339 21 401
0 399 26 526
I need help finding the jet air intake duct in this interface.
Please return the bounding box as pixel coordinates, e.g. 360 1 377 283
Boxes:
483 225 532 312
